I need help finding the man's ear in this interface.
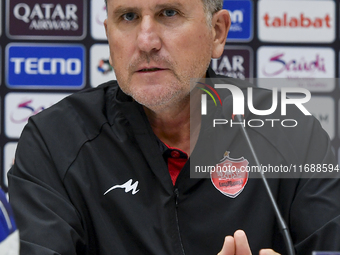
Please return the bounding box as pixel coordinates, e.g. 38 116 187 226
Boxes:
104 19 109 40
104 19 114 67
211 10 231 59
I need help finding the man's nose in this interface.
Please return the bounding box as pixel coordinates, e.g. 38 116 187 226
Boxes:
137 16 162 53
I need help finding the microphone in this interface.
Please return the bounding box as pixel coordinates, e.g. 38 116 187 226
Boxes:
234 114 295 255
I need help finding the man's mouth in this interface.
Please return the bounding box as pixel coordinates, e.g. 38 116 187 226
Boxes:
138 68 164 72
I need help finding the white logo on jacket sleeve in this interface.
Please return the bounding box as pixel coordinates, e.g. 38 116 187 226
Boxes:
104 179 140 195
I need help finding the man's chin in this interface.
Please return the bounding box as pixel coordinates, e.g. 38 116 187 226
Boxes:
132 90 182 112
134 95 172 109
121 81 187 111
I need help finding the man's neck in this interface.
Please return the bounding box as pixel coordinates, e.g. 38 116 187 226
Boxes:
143 94 201 156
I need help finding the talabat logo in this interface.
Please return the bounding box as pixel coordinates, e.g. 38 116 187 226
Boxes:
7 0 86 39
6 43 85 89
210 46 253 81
258 0 335 43
223 0 252 41
257 46 335 92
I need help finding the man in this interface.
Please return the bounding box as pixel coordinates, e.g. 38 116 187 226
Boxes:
8 0 340 254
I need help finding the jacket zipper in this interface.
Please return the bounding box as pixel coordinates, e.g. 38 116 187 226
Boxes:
174 188 186 255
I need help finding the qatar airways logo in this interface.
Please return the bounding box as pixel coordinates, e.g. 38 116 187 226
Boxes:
210 46 253 80
199 83 311 128
7 0 86 39
258 0 335 43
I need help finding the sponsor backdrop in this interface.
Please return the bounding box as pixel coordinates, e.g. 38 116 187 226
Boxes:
0 0 340 190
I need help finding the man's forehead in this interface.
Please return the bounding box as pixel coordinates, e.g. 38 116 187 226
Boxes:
107 0 202 11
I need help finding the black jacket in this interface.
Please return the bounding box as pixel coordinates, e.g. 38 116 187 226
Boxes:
8 69 340 254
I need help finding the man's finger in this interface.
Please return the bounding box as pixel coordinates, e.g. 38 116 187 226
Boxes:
234 230 252 255
218 236 235 255
259 249 281 255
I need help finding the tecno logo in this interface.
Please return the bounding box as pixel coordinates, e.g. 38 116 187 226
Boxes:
7 0 86 39
10 58 81 75
6 44 85 89
258 0 335 43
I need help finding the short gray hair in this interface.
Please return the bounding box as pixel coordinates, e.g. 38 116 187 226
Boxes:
202 0 223 20
104 0 223 22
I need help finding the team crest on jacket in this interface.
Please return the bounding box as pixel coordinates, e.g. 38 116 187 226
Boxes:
210 151 249 198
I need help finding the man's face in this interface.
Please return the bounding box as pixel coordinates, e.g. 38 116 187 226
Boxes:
105 0 215 110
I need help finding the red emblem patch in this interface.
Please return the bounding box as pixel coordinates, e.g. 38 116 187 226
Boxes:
210 151 249 198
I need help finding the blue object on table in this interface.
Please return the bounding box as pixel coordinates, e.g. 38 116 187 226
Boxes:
313 252 340 255
0 189 19 254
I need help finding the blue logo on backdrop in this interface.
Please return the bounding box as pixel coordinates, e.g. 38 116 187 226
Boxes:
7 44 85 89
223 0 253 41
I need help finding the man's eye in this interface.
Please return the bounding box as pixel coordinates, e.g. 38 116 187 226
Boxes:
122 13 137 21
162 9 178 17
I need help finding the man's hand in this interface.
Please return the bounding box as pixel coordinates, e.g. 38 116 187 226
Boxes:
218 230 281 255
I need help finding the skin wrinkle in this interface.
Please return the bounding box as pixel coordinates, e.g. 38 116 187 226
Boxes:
105 0 223 25
126 48 212 110
105 0 214 113
104 0 231 156
102 1 280 254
